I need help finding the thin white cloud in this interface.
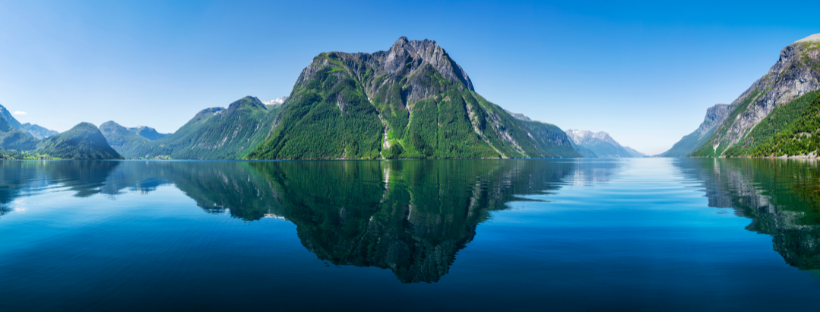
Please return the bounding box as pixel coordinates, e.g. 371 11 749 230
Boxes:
13 111 27 115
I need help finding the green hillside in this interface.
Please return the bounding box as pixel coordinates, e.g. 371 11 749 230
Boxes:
99 121 152 156
121 96 282 159
750 93 820 157
724 90 820 156
249 37 579 160
36 122 122 159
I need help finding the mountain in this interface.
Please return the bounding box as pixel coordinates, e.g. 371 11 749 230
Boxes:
0 117 39 151
118 96 282 159
36 122 122 159
248 37 579 159
690 33 820 157
572 143 598 158
623 146 646 157
99 121 152 156
128 126 169 140
750 92 820 156
0 103 40 150
507 111 584 157
21 123 59 140
661 104 729 157
565 129 638 158
0 104 25 132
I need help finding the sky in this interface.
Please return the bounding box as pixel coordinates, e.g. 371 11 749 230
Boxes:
0 0 818 155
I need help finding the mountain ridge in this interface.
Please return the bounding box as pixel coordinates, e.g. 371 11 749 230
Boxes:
690 33 820 156
248 37 580 160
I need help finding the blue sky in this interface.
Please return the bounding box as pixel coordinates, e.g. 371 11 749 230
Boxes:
0 0 818 155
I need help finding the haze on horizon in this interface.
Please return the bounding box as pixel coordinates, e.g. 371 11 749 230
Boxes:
1 0 818 155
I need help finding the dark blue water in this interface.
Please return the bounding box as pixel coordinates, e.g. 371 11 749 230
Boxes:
1 159 819 311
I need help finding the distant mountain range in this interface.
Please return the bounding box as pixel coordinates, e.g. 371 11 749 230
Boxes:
21 123 59 140
565 130 644 158
666 33 820 157
2 37 661 160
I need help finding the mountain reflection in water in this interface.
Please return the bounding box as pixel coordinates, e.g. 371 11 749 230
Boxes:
675 159 820 274
0 160 617 283
3 159 820 284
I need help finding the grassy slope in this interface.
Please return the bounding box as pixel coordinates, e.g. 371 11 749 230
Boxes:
36 122 123 159
750 93 820 156
124 97 281 159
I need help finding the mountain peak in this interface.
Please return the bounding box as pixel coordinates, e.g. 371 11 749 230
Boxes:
794 33 820 44
383 37 474 91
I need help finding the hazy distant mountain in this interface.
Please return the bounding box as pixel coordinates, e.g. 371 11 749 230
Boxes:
690 33 820 157
661 104 729 157
623 146 647 157
0 117 38 151
128 126 169 141
21 123 59 140
566 129 640 158
36 122 122 159
248 37 580 160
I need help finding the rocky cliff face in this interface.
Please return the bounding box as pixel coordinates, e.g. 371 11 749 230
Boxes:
249 37 580 160
696 34 820 156
661 104 729 157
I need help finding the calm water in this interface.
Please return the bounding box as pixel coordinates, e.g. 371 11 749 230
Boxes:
1 159 819 311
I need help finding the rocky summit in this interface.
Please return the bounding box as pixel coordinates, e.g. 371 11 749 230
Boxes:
690 33 820 156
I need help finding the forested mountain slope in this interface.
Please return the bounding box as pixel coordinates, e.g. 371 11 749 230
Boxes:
36 122 122 159
116 96 282 159
248 37 580 160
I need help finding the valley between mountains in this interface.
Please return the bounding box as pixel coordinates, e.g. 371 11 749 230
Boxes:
5 34 820 160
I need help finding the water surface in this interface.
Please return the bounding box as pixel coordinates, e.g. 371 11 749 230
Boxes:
1 159 819 311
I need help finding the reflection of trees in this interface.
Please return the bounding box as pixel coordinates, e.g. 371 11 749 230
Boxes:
0 159 618 283
0 161 121 208
248 160 581 283
676 159 820 272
